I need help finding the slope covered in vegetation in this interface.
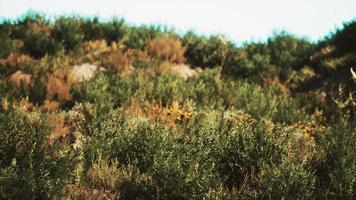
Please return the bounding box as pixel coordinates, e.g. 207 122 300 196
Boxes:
0 13 355 199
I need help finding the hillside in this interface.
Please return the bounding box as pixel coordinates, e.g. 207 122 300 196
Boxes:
0 13 355 199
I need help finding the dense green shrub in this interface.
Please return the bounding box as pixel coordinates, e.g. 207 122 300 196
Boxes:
228 81 304 123
115 167 157 200
125 25 163 50
0 113 78 199
52 17 84 51
81 17 105 41
71 73 114 109
23 31 58 58
71 69 305 123
10 12 49 39
183 32 231 68
102 18 128 43
217 123 284 187
82 109 162 173
222 45 276 80
143 112 229 199
81 17 128 43
243 160 316 199
308 119 355 199
224 32 315 82
331 19 356 56
28 74 48 105
0 34 12 58
267 32 315 78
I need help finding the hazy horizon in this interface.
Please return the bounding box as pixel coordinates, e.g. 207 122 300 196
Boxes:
0 0 355 44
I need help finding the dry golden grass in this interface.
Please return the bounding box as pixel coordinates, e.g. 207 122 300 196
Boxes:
263 74 290 94
47 113 71 143
224 109 257 126
45 109 85 150
65 184 116 200
146 36 186 64
104 50 133 73
158 61 173 74
1 98 9 112
46 69 72 102
12 97 34 113
87 155 121 191
8 70 32 90
126 48 149 60
309 46 334 61
121 100 193 128
29 22 52 35
40 100 60 113
0 53 32 67
285 120 327 162
82 40 110 64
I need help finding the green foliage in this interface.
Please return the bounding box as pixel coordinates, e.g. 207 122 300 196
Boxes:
222 44 276 80
331 19 356 56
0 113 78 199
308 119 355 199
23 31 58 59
28 74 48 105
125 25 163 50
299 21 356 120
81 17 128 42
222 33 315 82
267 31 315 78
0 13 355 199
10 12 49 39
52 17 84 51
71 69 304 124
71 73 114 109
244 160 316 199
217 123 284 187
0 34 12 58
183 32 230 68
115 167 157 200
82 109 162 173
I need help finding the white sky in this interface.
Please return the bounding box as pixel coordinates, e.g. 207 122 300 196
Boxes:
0 0 355 43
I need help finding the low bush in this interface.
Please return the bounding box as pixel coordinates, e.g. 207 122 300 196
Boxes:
52 17 84 51
217 123 285 188
0 113 78 199
267 31 315 79
183 32 230 68
81 17 128 43
125 25 163 50
23 31 58 59
0 34 12 58
81 109 162 173
243 160 316 199
308 119 355 199
146 36 186 64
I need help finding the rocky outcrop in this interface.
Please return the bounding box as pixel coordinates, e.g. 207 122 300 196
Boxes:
68 63 99 83
170 64 203 80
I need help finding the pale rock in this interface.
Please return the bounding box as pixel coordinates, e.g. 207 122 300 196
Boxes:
171 64 202 80
68 63 98 83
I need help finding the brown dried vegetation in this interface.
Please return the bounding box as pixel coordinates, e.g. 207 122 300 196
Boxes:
46 69 72 102
0 53 32 67
105 50 133 72
8 70 32 90
146 36 186 63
